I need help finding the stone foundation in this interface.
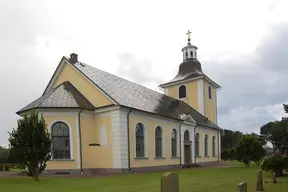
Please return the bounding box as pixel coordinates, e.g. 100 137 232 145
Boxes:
43 162 220 176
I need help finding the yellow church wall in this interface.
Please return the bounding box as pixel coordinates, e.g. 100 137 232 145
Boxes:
52 61 113 108
43 114 79 170
195 128 219 163
204 80 217 124
129 112 180 168
81 114 113 169
166 81 198 111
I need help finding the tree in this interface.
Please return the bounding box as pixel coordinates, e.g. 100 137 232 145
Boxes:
8 110 52 181
0 146 9 164
262 155 287 178
221 148 230 161
261 105 288 156
235 134 266 167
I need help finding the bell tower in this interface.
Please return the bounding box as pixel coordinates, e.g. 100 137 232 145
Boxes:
159 30 221 124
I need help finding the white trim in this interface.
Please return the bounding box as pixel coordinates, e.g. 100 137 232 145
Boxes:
197 78 205 115
48 120 74 161
178 84 187 99
218 132 221 161
111 108 129 169
99 125 108 146
40 111 79 116
181 124 195 164
160 75 220 89
43 57 67 95
164 88 168 95
44 58 117 105
130 110 180 125
183 114 196 124
94 105 120 113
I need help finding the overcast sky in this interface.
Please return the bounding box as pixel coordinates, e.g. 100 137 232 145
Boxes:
1 0 288 147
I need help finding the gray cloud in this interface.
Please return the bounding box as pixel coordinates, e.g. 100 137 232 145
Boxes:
115 22 288 134
0 1 51 146
116 52 165 85
204 22 288 133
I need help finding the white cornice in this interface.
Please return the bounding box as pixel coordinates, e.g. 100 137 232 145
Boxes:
159 75 221 89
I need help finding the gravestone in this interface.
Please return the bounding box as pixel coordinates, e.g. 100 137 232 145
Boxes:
256 169 264 191
161 172 179 192
238 182 247 192
272 173 277 183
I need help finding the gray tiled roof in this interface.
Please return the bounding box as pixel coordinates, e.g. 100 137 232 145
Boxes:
17 81 95 114
72 61 221 130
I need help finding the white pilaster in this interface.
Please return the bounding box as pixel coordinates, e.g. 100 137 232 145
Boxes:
111 108 129 169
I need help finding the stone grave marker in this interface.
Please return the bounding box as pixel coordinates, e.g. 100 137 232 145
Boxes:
272 173 277 183
256 169 264 191
161 172 179 192
238 182 247 192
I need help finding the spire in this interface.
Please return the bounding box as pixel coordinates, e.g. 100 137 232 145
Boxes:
182 30 198 61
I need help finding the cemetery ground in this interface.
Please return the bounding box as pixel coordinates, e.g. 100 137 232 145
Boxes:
0 163 287 192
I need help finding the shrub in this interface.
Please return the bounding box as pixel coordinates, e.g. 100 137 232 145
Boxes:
0 164 10 172
262 155 286 176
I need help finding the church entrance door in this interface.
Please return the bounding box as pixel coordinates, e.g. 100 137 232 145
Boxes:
184 144 191 164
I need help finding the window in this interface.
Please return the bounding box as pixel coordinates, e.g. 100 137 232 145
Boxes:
185 51 188 58
179 85 186 99
171 129 177 157
208 85 212 99
190 51 193 58
212 136 216 156
204 134 208 156
195 133 200 156
184 130 190 141
155 126 163 157
51 122 71 160
136 123 145 157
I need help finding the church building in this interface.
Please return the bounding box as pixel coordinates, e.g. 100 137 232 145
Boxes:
16 31 223 175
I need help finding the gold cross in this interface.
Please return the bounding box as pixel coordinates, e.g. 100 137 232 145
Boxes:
186 30 191 42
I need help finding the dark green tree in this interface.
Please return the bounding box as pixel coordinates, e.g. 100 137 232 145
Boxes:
8 110 52 181
235 134 266 167
0 146 9 164
221 148 230 162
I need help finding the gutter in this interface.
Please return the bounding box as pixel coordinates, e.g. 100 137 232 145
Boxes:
127 109 133 173
78 109 83 174
179 120 184 167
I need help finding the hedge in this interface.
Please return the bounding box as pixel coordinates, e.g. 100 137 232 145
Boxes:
0 164 26 171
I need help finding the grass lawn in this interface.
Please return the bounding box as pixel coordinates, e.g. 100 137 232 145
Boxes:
0 165 287 192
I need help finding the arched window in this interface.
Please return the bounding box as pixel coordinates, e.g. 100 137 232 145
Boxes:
155 126 162 157
208 85 212 99
185 51 188 59
136 123 145 157
190 51 193 58
184 130 190 141
204 134 208 156
195 133 200 156
212 136 216 156
51 122 71 160
179 85 186 99
171 129 177 157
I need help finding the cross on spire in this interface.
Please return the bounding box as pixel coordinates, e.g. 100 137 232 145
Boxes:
186 30 192 42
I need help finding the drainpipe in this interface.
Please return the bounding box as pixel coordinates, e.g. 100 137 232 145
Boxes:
179 120 184 167
78 109 83 175
127 109 133 173
194 124 199 164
